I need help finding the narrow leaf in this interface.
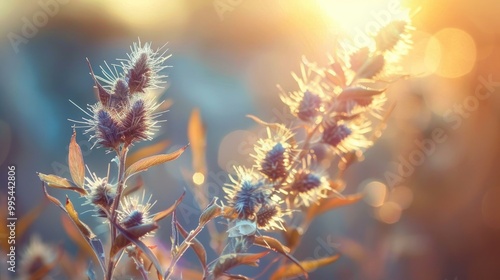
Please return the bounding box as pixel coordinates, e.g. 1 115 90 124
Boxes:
254 235 290 254
38 173 87 195
61 215 95 260
176 221 207 271
68 130 85 188
110 219 164 276
153 191 186 222
65 196 95 239
125 145 188 178
126 140 170 169
89 238 106 273
270 255 340 280
188 109 207 174
199 198 221 225
111 223 158 257
210 252 269 279
337 86 385 101
246 114 284 130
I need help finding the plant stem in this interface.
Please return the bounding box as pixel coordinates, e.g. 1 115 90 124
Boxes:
165 222 207 279
106 146 129 280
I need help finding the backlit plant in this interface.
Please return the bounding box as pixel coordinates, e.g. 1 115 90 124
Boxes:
35 13 414 280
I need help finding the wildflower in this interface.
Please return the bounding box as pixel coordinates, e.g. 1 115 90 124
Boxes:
321 119 371 154
281 62 327 122
84 172 115 217
288 165 331 207
223 167 276 219
70 40 169 150
117 193 156 235
252 126 295 182
255 202 285 231
120 41 171 93
19 236 57 278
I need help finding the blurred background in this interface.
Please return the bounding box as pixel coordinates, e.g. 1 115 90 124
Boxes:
1 0 500 279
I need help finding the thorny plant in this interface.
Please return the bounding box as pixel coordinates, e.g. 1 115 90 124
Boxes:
35 12 414 280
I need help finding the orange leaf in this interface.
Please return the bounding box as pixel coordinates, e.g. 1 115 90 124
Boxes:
126 140 170 169
68 130 85 188
188 109 207 175
125 144 188 178
211 252 269 278
38 173 87 195
176 221 207 270
65 196 95 239
270 255 340 280
153 191 185 222
254 235 290 254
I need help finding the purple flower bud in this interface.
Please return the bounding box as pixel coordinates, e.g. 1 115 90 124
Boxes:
121 99 150 145
297 91 322 121
260 143 288 181
291 172 322 193
96 109 123 149
322 123 352 148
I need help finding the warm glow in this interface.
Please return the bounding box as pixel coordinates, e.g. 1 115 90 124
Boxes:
433 28 477 78
377 202 402 224
362 180 387 207
193 172 205 185
316 0 407 42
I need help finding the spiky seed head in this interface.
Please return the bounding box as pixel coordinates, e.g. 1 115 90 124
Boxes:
120 98 161 145
224 167 274 219
19 236 56 278
117 194 156 235
95 109 123 149
289 168 330 207
297 90 322 121
322 123 352 148
84 173 115 217
256 203 284 231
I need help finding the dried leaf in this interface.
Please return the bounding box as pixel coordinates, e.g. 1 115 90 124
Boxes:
254 235 290 254
125 145 188 178
153 191 185 222
356 54 385 79
42 183 66 211
86 58 111 106
90 238 106 272
188 109 207 174
68 130 85 188
270 255 340 280
306 194 363 223
330 62 346 87
337 86 385 101
38 173 87 195
350 47 369 71
65 196 95 239
210 252 269 279
199 198 221 225
126 140 170 169
111 223 158 256
282 227 302 251
176 221 207 271
110 219 164 276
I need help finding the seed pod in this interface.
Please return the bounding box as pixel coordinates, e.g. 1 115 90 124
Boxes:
322 123 352 148
297 91 322 122
95 109 122 149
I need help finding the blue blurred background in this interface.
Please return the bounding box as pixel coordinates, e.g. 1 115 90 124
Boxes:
1 0 500 279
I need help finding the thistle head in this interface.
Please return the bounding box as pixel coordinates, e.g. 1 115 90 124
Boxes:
122 41 170 93
118 193 156 232
84 173 115 217
224 167 275 219
321 119 372 154
255 202 285 231
288 165 330 207
19 236 56 278
252 126 295 182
